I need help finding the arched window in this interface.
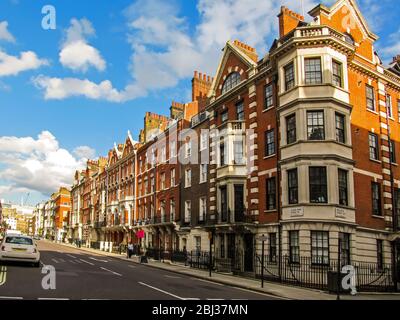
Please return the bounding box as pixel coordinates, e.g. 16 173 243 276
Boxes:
222 72 241 94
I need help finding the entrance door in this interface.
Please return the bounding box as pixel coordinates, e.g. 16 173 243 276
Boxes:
244 234 254 272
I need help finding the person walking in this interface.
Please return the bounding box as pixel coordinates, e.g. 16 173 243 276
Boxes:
127 241 134 259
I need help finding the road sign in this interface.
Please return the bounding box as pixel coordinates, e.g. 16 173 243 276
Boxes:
257 235 268 241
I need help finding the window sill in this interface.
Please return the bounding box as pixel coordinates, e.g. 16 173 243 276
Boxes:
366 108 379 115
369 158 381 164
264 209 277 213
262 106 274 113
372 215 384 219
263 154 276 160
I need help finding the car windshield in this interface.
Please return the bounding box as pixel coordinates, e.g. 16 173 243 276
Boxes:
5 236 33 245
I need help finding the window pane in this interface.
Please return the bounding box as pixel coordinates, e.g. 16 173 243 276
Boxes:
285 63 295 91
338 169 348 206
286 114 296 144
307 111 325 140
266 177 276 210
222 72 241 94
369 133 379 160
288 169 298 204
265 129 275 156
311 231 329 265
265 84 273 109
366 85 375 111
335 113 345 143
305 58 322 85
332 60 342 87
372 182 382 216
236 101 244 120
309 167 327 203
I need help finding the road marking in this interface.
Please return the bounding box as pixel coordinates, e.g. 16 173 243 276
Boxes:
100 267 122 276
75 260 82 264
69 260 76 264
164 275 181 279
138 282 186 300
79 259 94 266
59 258 65 263
89 257 108 263
0 266 7 286
0 296 23 300
38 298 69 300
66 254 77 259
207 298 225 300
51 258 59 263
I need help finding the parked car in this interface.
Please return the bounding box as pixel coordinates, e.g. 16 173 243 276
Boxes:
0 235 41 267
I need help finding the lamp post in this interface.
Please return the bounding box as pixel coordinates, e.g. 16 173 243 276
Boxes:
337 238 342 300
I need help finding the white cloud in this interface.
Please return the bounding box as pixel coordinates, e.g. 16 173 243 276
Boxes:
33 0 385 102
32 75 139 102
73 146 96 159
123 0 319 95
0 131 94 196
0 21 15 42
0 50 48 77
60 18 106 72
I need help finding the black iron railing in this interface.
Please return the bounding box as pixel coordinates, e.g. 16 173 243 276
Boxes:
254 254 395 292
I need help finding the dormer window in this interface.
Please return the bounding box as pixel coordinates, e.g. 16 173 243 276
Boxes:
222 72 241 94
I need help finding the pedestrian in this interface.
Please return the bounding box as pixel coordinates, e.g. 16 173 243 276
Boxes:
127 241 134 259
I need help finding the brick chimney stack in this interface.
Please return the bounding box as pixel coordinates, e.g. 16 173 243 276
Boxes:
278 6 304 38
192 70 213 111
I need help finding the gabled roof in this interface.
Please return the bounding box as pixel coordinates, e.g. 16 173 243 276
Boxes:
208 40 258 98
309 0 378 41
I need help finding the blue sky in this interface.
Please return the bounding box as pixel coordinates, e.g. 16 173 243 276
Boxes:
0 0 398 205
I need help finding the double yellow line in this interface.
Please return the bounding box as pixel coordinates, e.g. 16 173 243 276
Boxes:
0 266 7 286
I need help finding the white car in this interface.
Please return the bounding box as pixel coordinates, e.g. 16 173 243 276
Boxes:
0 235 41 267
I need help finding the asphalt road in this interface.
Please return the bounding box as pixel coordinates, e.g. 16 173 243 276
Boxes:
0 241 281 300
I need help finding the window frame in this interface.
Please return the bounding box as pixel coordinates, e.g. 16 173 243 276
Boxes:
390 140 396 164
288 168 299 205
304 57 323 85
199 197 206 222
221 110 228 123
371 182 382 216
184 200 191 223
366 85 376 111
289 230 300 264
377 239 384 270
332 59 343 87
266 177 277 210
369 132 379 161
339 232 351 266
222 72 241 94
185 168 192 188
338 169 348 206
386 94 393 118
269 233 277 263
309 166 328 204
200 164 208 183
335 112 346 144
311 231 330 266
265 83 274 109
307 110 325 141
284 62 295 91
265 129 276 157
286 113 296 144
236 100 244 121
233 140 244 165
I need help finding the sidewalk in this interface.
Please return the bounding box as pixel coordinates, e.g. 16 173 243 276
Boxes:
49 241 400 300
